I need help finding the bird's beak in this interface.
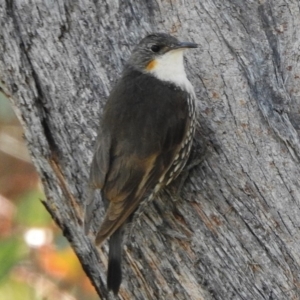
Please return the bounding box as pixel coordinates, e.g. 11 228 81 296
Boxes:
173 41 198 50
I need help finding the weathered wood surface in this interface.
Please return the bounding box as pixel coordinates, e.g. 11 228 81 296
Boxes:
1 0 300 299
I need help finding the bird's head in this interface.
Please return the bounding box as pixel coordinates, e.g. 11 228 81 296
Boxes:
127 33 198 79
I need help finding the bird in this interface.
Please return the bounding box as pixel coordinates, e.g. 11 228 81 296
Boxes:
84 32 198 295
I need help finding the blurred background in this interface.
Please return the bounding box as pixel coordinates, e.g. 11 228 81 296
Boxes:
0 91 98 300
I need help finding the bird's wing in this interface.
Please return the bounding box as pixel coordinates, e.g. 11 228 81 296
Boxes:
95 116 190 245
89 126 111 190
95 153 156 244
84 126 111 233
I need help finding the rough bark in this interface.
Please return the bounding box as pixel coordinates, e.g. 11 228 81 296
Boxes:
1 0 300 299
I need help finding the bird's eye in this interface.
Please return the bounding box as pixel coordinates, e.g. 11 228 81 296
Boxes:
151 45 161 53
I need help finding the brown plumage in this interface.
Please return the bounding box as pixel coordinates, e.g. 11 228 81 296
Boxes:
84 33 197 294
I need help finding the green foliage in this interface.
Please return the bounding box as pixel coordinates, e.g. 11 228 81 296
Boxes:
16 190 51 227
0 237 27 283
0 278 40 300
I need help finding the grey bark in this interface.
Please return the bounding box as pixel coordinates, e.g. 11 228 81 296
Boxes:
1 0 300 299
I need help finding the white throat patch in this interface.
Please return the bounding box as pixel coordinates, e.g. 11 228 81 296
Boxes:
146 49 195 95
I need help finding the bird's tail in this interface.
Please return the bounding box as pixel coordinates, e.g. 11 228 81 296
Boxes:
107 226 123 294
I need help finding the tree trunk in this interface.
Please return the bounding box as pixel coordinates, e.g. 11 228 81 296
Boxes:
1 0 300 299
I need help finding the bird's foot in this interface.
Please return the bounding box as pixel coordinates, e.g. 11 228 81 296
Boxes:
169 156 205 203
